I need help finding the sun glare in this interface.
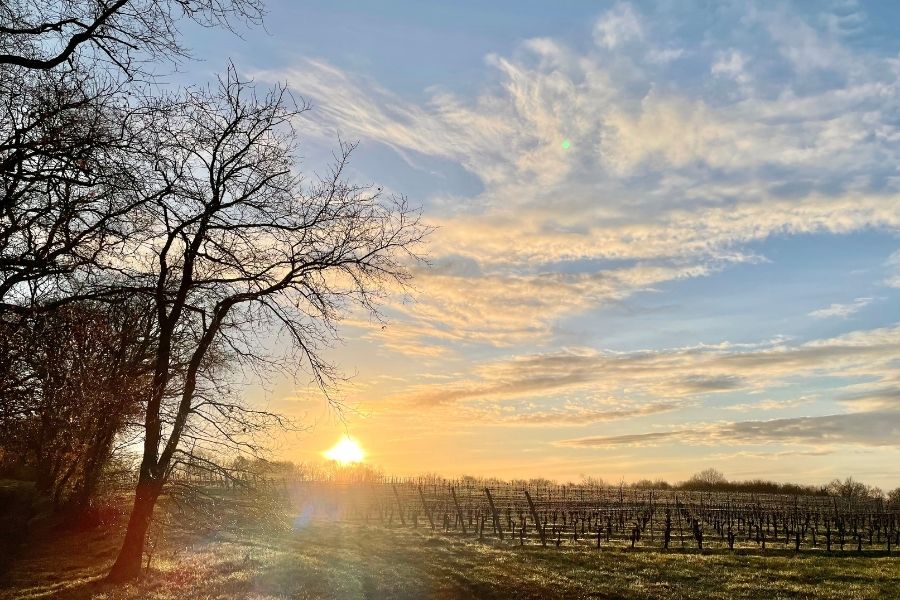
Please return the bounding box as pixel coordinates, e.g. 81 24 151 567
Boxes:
323 435 365 465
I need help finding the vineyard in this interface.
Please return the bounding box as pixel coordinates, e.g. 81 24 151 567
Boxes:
5 476 900 600
202 476 900 554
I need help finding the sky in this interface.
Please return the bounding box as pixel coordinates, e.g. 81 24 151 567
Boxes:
179 0 900 488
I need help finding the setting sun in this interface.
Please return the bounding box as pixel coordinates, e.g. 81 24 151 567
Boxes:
323 435 365 465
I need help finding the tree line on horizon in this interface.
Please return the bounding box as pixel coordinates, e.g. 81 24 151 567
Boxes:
156 457 900 505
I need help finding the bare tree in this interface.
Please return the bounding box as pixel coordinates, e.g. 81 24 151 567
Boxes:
0 0 263 313
105 69 427 580
1 0 428 582
888 487 900 507
826 477 880 504
683 468 727 491
0 0 262 74
0 299 153 512
0 68 156 311
0 1 269 516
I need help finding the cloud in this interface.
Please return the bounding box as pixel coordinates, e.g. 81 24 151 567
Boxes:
372 262 718 349
423 195 899 272
559 431 677 448
724 396 816 412
836 385 900 412
711 50 749 84
593 3 643 49
752 6 855 74
394 324 900 409
255 2 900 363
886 251 900 288
268 8 900 199
556 411 900 448
646 47 684 65
808 297 873 319
462 401 679 428
255 2 900 488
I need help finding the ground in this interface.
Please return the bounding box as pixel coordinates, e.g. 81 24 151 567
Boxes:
1 503 899 600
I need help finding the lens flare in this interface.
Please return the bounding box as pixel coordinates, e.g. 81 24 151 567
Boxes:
323 435 365 465
561 139 571 149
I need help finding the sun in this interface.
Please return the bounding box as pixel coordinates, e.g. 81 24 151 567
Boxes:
323 435 365 465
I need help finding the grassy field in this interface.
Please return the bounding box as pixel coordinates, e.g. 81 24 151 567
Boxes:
2 501 899 600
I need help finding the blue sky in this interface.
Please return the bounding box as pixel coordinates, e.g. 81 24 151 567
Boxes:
180 1 900 487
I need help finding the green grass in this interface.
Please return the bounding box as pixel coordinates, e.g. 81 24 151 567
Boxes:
2 509 899 600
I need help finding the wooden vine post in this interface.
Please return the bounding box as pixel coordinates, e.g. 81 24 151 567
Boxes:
391 483 406 526
418 486 435 530
484 488 504 540
451 487 468 534
524 489 547 546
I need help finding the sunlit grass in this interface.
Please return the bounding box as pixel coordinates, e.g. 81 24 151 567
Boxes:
3 509 899 600
1 482 896 599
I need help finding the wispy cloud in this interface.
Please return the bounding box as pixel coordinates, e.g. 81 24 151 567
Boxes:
886 251 900 288
461 401 679 428
724 396 816 412
711 50 749 84
593 3 643 49
392 325 900 409
808 297 872 319
556 411 900 449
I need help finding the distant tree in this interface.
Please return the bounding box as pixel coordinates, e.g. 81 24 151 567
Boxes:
579 475 608 488
632 479 671 490
888 487 900 507
697 468 726 484
229 456 301 479
683 468 727 491
105 71 426 581
732 479 824 496
527 477 556 488
826 477 878 503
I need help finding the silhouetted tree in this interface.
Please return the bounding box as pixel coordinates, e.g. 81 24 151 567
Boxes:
0 0 262 74
0 0 270 519
0 299 152 512
1 2 427 582
0 69 156 312
105 70 426 580
0 0 263 314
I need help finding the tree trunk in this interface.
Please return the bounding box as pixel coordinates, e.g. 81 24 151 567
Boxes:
106 476 162 581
